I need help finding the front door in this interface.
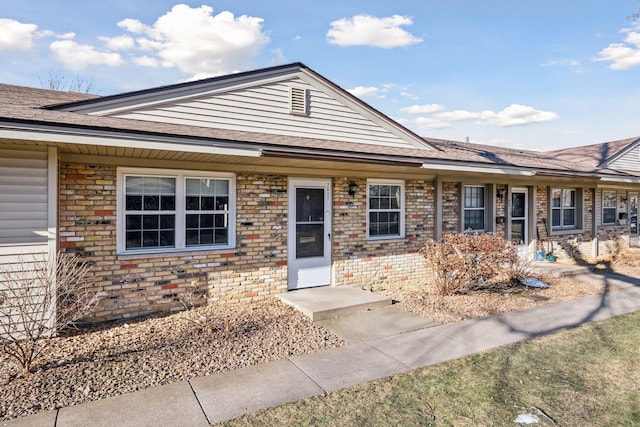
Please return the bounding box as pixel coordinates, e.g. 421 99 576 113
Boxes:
287 179 332 289
511 189 528 246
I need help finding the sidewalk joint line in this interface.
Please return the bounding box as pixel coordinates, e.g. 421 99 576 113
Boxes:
188 379 211 425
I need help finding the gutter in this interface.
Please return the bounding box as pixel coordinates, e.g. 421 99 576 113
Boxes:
260 148 423 167
421 162 536 176
0 121 262 158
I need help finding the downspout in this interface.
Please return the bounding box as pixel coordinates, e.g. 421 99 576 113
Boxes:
592 187 598 257
435 176 443 240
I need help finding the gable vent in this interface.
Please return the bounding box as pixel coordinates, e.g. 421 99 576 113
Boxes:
289 86 309 116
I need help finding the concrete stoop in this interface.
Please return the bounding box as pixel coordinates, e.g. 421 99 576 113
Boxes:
532 262 592 278
277 285 392 321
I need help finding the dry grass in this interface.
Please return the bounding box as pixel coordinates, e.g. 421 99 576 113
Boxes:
368 273 619 324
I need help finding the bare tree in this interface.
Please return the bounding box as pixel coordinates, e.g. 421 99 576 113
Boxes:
37 71 97 94
0 252 99 374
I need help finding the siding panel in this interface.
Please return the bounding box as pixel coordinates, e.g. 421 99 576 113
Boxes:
0 147 48 244
610 145 640 172
111 77 418 149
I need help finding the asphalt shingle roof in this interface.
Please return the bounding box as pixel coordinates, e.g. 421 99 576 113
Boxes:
1 82 639 180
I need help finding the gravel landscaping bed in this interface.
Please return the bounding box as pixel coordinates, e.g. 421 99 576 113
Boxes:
1 260 632 422
367 275 619 324
0 298 344 422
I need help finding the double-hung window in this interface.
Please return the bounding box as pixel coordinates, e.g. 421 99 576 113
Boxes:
551 188 576 229
463 185 485 232
602 190 617 225
367 180 404 239
118 169 235 253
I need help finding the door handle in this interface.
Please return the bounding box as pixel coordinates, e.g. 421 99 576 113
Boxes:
328 233 331 240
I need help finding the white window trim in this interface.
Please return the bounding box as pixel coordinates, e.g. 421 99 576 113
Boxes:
602 190 617 225
366 179 405 241
117 167 236 254
551 188 579 230
463 185 486 232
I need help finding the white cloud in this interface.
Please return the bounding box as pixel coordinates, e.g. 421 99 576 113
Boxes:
270 48 287 64
133 55 160 67
50 39 124 70
414 117 451 129
400 103 558 131
540 58 583 73
0 18 38 51
594 28 640 70
327 14 423 48
117 4 269 78
347 86 379 98
100 35 135 51
400 104 446 114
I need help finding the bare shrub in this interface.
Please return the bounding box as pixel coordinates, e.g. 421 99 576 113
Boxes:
0 252 99 374
421 233 530 295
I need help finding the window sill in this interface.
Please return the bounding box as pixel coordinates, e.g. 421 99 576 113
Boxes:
550 228 584 236
366 236 407 243
117 247 237 260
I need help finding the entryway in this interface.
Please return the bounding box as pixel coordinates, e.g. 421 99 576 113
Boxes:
287 178 332 290
511 188 528 254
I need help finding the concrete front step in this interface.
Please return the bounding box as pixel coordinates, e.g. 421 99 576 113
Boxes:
277 285 392 321
532 262 592 277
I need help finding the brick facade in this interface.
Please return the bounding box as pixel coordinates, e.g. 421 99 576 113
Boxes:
59 164 288 322
59 163 633 322
332 177 435 290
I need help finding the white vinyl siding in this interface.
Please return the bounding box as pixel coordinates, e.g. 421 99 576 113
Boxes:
0 147 49 245
109 77 415 149
608 145 640 172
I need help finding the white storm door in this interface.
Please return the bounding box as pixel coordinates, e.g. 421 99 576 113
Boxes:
511 189 528 246
288 179 332 290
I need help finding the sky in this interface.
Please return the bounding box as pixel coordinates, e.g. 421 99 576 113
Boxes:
1 1 639 151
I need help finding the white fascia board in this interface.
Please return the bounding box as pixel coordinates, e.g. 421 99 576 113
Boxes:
422 162 536 176
0 123 262 157
599 176 640 184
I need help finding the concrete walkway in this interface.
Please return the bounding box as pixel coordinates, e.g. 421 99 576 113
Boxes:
4 270 640 427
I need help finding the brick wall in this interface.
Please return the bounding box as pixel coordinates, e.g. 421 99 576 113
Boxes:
59 164 288 322
442 182 460 233
332 177 435 289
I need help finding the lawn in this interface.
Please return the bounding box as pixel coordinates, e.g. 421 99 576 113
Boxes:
220 311 640 426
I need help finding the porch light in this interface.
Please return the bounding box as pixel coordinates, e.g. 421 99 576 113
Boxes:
348 182 358 198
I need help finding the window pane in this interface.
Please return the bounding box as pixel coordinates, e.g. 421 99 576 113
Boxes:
201 197 215 210
215 228 228 244
551 189 561 207
563 208 576 226
143 195 159 210
186 229 199 245
552 209 561 227
214 180 229 195
603 191 617 208
296 188 324 222
200 214 214 228
603 208 616 224
186 214 199 228
126 195 142 211
200 229 214 245
126 176 143 194
126 215 141 230
464 187 484 208
143 215 158 229
563 189 575 208
186 196 199 210
161 195 175 210
160 177 175 195
216 196 229 210
126 231 141 248
464 210 485 231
